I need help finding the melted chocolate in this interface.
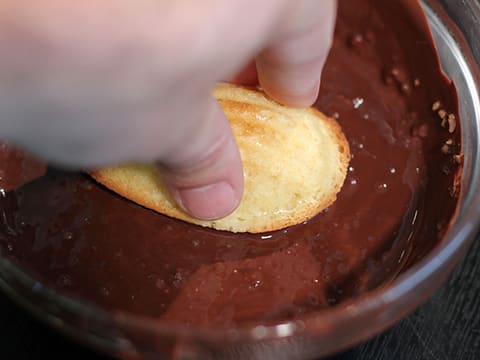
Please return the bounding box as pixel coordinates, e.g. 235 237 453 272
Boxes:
0 143 46 192
0 0 461 328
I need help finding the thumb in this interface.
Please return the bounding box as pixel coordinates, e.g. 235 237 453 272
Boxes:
157 98 244 221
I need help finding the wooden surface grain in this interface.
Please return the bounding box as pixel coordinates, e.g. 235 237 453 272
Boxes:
1 235 479 360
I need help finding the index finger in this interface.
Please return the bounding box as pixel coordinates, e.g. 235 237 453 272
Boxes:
256 0 337 107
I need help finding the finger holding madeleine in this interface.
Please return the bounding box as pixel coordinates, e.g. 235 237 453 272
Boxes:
91 84 350 233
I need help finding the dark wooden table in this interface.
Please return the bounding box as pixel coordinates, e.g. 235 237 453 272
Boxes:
1 236 479 360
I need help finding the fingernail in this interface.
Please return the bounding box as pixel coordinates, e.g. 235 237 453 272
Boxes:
174 182 239 220
300 78 321 106
288 78 321 107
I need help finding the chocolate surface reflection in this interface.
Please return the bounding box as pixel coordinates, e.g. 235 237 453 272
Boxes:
0 0 462 328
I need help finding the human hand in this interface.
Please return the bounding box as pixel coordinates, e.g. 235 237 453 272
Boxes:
0 0 337 220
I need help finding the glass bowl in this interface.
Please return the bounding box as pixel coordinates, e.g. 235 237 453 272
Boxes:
0 1 479 359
